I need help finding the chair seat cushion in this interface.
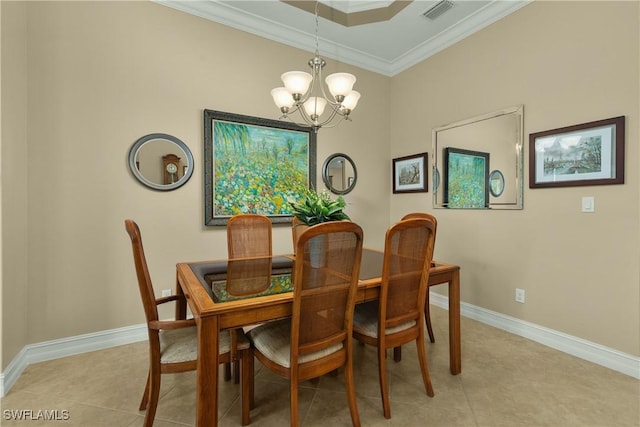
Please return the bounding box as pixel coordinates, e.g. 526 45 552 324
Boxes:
248 319 343 368
159 326 249 364
353 301 416 338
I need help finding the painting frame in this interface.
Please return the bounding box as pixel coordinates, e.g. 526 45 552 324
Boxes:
392 152 428 193
204 109 316 226
529 116 625 189
444 147 490 209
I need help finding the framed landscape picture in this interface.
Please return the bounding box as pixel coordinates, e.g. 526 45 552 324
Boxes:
529 116 625 188
444 147 489 208
392 152 428 193
204 109 316 225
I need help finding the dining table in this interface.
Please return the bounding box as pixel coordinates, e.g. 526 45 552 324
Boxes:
175 248 461 427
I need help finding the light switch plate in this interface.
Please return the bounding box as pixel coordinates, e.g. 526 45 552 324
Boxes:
581 196 595 213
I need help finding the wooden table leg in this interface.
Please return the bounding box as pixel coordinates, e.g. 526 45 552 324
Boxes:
175 271 187 320
393 346 402 362
196 315 219 427
448 268 461 375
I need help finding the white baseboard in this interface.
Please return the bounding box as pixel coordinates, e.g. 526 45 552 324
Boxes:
3 297 639 397
1 323 147 397
430 292 640 379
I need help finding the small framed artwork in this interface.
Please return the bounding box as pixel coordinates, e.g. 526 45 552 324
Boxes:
392 152 428 193
444 147 489 208
529 116 625 188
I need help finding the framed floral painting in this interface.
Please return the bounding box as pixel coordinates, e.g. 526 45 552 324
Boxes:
204 109 316 225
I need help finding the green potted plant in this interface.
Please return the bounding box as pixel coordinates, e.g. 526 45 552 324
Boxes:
289 189 351 257
289 188 351 226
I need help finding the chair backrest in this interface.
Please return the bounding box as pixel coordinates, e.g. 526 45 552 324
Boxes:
227 214 272 258
291 221 364 364
226 256 273 297
380 218 436 331
401 212 437 241
291 216 306 254
124 219 160 324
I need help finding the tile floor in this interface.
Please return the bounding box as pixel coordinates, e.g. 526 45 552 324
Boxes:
2 306 639 426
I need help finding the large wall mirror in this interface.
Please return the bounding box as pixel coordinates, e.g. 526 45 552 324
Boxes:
322 153 357 195
432 105 524 209
128 133 194 191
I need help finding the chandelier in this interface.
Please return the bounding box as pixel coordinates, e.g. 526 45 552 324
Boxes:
270 2 360 133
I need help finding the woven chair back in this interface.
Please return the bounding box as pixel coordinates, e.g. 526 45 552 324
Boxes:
401 212 438 240
226 256 273 297
382 218 436 329
292 221 363 362
227 214 272 258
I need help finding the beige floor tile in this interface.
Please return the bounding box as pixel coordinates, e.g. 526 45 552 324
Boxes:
303 389 388 427
2 306 638 427
1 390 138 426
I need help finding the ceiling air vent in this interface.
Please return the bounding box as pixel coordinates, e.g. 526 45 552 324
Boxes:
422 0 454 20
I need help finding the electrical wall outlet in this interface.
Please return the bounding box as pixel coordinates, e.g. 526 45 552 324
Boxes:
161 289 172 297
515 288 525 304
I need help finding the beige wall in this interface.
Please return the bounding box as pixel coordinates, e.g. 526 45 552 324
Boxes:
1 1 390 367
390 1 639 355
1 0 638 370
0 1 3 370
1 1 29 368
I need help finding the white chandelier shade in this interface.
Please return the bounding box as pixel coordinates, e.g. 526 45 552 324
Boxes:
303 97 327 117
341 90 361 111
270 87 295 110
325 73 356 98
281 71 313 97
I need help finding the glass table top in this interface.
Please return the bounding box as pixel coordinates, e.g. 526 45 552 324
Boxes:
188 250 439 304
209 273 293 303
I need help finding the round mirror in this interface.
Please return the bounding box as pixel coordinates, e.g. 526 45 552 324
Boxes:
128 133 194 191
322 153 357 195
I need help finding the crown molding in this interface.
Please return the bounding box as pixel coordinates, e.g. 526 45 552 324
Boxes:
155 0 529 77
155 0 392 74
390 0 529 75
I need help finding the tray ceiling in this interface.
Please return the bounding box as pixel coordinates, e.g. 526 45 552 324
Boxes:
156 0 530 76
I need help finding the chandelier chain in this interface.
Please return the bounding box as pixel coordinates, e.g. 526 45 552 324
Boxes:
314 1 320 56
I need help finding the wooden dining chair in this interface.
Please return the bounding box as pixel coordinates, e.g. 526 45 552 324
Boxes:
247 221 364 427
352 217 437 419
226 214 272 382
290 216 305 254
227 213 272 258
401 212 438 343
125 219 253 426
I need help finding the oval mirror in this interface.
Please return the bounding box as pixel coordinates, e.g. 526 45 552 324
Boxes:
128 133 194 191
322 153 357 195
489 170 505 197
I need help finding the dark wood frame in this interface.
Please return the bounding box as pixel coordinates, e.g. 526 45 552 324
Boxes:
204 109 316 226
392 152 428 193
444 147 490 208
529 116 625 189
